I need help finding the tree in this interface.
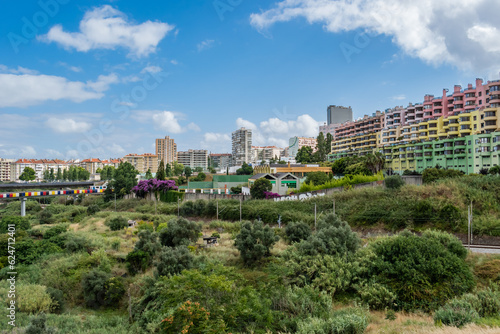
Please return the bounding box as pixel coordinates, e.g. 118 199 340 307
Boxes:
194 167 203 173
159 217 202 247
56 168 62 181
107 162 138 199
236 162 253 175
184 166 192 178
234 221 279 265
295 146 313 164
331 158 348 175
157 159 166 180
250 178 272 199
166 163 173 177
305 171 329 186
173 161 185 176
62 169 68 181
145 168 153 179
105 216 128 231
285 221 312 243
155 246 194 277
20 167 36 181
43 169 50 181
100 166 115 181
364 152 385 174
313 132 328 162
49 168 55 182
489 165 500 175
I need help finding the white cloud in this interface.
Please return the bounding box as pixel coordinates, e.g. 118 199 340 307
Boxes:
46 149 63 157
58 62 83 73
250 0 500 72
40 5 175 58
467 25 500 53
187 122 201 132
197 39 215 52
46 118 92 133
0 145 36 158
237 114 321 148
392 95 406 101
170 60 179 65
141 65 162 74
201 132 232 152
0 68 119 108
108 143 126 155
152 111 185 134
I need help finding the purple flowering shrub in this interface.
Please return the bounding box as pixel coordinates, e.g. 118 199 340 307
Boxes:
132 179 178 198
264 191 281 199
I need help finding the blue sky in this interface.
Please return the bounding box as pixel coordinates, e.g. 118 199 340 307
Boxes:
1 0 499 159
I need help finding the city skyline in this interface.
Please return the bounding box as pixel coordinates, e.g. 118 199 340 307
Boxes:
1 1 500 159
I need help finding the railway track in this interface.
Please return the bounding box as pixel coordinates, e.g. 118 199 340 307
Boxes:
464 244 500 250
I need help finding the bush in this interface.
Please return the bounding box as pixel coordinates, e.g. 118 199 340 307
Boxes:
305 172 329 186
65 234 90 253
105 216 128 231
476 288 500 317
17 284 53 314
126 250 151 275
271 285 332 320
434 299 479 327
412 200 434 225
87 204 100 216
436 204 462 229
250 178 272 199
355 281 396 310
134 230 161 257
156 246 194 277
421 230 467 260
25 313 56 334
38 210 54 224
46 287 64 313
297 213 361 257
296 308 368 334
43 224 68 240
475 259 500 280
160 301 227 334
159 217 201 247
104 277 125 307
385 175 405 190
234 220 279 265
366 232 475 311
0 216 30 233
81 269 110 309
285 221 312 243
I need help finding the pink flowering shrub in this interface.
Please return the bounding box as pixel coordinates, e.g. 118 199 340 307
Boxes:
264 191 281 199
132 179 178 198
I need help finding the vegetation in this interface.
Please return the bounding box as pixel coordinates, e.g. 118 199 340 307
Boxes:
385 174 405 189
1 171 500 333
250 178 272 199
236 162 253 175
298 172 384 193
20 167 36 181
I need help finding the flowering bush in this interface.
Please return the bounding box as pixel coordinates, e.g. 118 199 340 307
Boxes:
264 191 281 199
132 179 178 198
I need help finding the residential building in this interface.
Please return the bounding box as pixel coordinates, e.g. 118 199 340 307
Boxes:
209 153 232 170
253 162 332 177
80 158 103 174
383 131 500 174
232 127 252 165
251 146 283 163
319 123 340 139
155 136 177 165
0 159 14 182
11 159 71 181
123 154 158 174
177 150 208 169
288 136 318 158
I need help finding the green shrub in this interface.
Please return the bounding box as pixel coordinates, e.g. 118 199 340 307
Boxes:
160 300 227 334
159 217 201 247
385 175 405 190
366 232 475 311
17 284 53 314
126 250 151 275
87 204 100 216
105 216 128 231
64 234 90 253
43 224 68 240
38 210 54 224
46 287 64 313
134 230 161 257
434 298 479 327
305 172 329 186
25 313 56 334
0 216 30 233
104 277 125 307
81 269 110 309
355 281 396 310
250 178 272 199
437 204 462 229
270 285 332 320
296 308 368 334
421 230 467 260
285 221 312 243
412 200 434 225
234 220 279 265
476 288 500 317
155 246 194 277
298 213 361 257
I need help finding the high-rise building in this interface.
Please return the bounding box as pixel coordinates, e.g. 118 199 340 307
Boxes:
155 136 177 165
251 146 283 163
327 105 353 125
0 158 14 182
209 153 232 170
123 153 158 174
177 150 208 169
288 137 318 158
232 127 252 166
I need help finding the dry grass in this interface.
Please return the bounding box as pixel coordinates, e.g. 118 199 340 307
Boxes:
200 231 240 264
367 311 500 334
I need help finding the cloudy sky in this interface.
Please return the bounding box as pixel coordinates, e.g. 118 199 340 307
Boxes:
1 0 499 159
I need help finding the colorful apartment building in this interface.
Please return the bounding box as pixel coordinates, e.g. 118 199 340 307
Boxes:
288 136 318 158
123 154 158 174
329 76 500 174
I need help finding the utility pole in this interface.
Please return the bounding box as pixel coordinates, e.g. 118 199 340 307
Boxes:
240 198 242 222
114 193 116 212
217 200 219 220
470 201 473 246
333 198 336 215
177 198 180 217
